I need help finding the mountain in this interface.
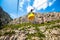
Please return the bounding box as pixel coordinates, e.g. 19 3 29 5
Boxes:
0 7 12 27
0 12 60 40
10 12 60 24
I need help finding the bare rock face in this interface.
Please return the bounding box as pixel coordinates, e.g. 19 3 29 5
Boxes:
0 7 12 27
10 12 60 24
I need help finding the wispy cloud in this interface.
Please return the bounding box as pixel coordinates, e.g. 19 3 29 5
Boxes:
49 0 56 6
52 8 55 11
19 0 25 12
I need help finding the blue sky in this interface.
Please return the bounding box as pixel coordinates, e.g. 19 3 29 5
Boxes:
0 0 60 19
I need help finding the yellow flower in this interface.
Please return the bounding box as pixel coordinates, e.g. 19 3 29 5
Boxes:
28 12 35 20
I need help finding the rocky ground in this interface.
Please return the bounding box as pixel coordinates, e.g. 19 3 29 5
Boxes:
0 21 60 40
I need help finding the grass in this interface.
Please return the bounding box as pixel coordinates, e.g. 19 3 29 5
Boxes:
0 30 15 36
47 24 60 29
26 25 45 40
4 31 15 36
0 19 60 30
34 26 45 38
26 31 45 40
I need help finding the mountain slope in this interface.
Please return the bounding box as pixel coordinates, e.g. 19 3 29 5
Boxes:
0 12 60 40
0 7 12 27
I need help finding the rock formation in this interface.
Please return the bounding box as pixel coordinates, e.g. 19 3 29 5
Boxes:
10 12 60 24
0 7 12 27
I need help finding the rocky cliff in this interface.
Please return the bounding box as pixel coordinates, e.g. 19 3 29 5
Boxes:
10 12 60 24
0 7 12 27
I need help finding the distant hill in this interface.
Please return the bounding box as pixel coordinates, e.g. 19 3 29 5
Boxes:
0 7 12 27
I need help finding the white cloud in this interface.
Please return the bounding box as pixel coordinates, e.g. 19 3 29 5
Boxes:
19 0 24 8
27 0 48 12
19 0 31 12
27 0 56 12
27 6 34 12
33 0 48 10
